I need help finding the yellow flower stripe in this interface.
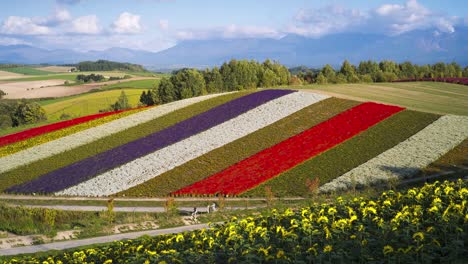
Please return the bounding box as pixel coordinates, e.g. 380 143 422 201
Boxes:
0 108 146 157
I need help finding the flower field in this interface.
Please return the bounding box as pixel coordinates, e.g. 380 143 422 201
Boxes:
4 180 468 263
1 89 467 197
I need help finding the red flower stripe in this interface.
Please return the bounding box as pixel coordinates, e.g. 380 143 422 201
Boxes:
173 102 404 195
0 107 145 147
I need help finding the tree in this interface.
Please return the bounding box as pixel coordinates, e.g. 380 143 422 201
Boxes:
11 101 47 126
139 90 154 106
171 69 206 99
203 67 224 93
157 77 176 103
0 114 12 129
111 91 130 111
0 89 5 99
321 64 336 83
315 73 327 84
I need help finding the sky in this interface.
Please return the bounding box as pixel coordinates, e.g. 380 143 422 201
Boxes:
0 0 466 52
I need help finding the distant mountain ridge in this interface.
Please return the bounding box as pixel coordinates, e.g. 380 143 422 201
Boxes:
1 26 467 68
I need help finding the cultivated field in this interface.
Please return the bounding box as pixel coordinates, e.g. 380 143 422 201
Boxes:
0 67 51 76
297 82 468 116
43 89 146 120
1 90 466 199
0 70 26 80
104 79 160 89
0 80 69 99
38 66 74 73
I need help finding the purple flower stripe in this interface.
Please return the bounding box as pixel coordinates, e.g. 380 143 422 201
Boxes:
8 89 294 194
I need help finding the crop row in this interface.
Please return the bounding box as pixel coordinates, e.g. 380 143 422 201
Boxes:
0 91 253 192
8 90 294 194
0 92 228 174
320 114 468 193
5 180 467 263
55 92 327 196
120 97 360 197
174 102 404 195
0 107 146 157
0 108 143 148
244 110 440 197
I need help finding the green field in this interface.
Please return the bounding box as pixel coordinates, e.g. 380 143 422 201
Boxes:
42 89 146 120
296 82 468 116
0 67 52 76
103 79 160 90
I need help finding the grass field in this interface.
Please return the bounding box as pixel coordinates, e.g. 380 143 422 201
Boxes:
295 82 468 116
38 66 74 73
5 71 133 82
42 89 146 120
0 67 52 76
103 79 160 90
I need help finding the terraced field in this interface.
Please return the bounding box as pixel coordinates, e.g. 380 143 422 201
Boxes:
1 89 467 198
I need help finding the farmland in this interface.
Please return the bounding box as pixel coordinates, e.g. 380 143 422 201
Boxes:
103 79 160 89
1 89 467 198
0 67 51 76
42 89 146 120
297 81 468 115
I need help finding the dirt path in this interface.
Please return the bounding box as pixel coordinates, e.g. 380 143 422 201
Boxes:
0 195 303 202
2 77 157 99
0 223 211 256
18 204 263 213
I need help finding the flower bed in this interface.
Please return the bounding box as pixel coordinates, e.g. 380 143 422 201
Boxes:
0 108 140 148
6 180 468 263
244 110 440 197
55 92 328 196
0 93 227 174
320 115 468 193
120 97 359 197
174 102 404 196
0 92 251 192
8 90 295 194
0 107 146 157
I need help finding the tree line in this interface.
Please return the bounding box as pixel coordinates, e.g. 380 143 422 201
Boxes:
139 59 290 105
0 100 47 129
292 60 468 85
76 60 146 72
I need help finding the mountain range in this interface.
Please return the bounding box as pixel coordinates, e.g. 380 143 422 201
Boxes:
1 26 467 69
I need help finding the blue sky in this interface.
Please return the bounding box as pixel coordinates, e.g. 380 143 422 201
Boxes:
0 0 466 52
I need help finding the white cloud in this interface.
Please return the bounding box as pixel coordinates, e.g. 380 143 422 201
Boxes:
70 15 101 34
112 12 142 34
1 16 50 35
56 0 83 5
34 8 72 27
159 19 169 31
288 0 457 37
289 5 366 37
0 37 31 46
176 24 283 40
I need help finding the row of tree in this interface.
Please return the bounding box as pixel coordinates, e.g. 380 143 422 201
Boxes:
294 61 468 84
140 59 290 105
76 74 105 83
76 60 146 72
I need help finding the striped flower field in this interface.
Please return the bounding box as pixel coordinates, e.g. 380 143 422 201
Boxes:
1 89 467 197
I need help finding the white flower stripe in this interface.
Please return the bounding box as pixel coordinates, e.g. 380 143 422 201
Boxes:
56 92 329 196
0 93 228 174
319 115 468 193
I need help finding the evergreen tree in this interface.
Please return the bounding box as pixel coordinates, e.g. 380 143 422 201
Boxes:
111 91 130 111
